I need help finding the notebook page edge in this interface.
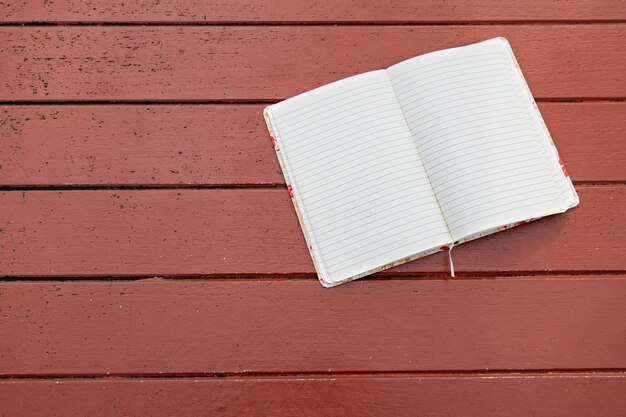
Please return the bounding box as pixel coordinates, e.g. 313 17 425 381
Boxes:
263 106 330 286
318 243 453 288
497 36 579 209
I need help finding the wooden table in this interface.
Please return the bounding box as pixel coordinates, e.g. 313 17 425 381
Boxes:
1 1 625 415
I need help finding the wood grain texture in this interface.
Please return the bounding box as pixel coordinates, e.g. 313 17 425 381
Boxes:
1 25 625 101
2 278 626 375
3 0 626 23
0 186 624 276
0 104 282 186
1 374 626 417
1 103 624 186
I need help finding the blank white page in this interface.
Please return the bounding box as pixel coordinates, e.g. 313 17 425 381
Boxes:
266 70 452 286
387 38 577 241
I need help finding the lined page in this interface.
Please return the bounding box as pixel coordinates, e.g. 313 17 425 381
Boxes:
387 38 577 241
266 71 451 286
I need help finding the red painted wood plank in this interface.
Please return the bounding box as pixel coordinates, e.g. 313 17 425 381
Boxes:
1 26 624 100
0 186 623 276
1 103 623 186
1 278 626 375
0 104 282 186
3 0 626 23
2 374 626 416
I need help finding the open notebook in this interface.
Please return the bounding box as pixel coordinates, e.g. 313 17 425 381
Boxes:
264 37 578 287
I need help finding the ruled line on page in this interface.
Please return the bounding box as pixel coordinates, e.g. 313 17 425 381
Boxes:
434 160 547 195
281 92 402 153
440 177 561 215
324 227 450 274
300 161 421 200
414 109 524 138
303 165 426 204
288 124 412 165
447 194 564 230
422 133 532 165
447 185 571 228
306 182 432 226
295 141 413 176
281 105 400 141
424 126 533 158
314 199 442 237
397 73 512 105
395 62 513 109
402 81 514 114
430 154 550 186
322 225 450 270
426 146 546 180
397 67 512 98
278 91 397 134
396 69 510 102
287 121 410 163
319 212 446 252
389 52 502 84
412 105 523 136
299 140 410 181
323 223 449 267
406 90 519 119
286 118 406 157
277 87 392 131
296 152 418 190
416 121 530 154
315 201 428 239
406 94 519 125
277 80 390 121
306 179 431 216
304 172 427 210
438 173 561 206
417 121 531 155
396 67 508 97
392 56 508 86
404 80 520 116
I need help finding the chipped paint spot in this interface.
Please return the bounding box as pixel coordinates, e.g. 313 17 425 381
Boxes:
558 156 569 177
269 135 280 152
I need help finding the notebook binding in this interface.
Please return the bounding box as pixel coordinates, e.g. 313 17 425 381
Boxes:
263 107 331 286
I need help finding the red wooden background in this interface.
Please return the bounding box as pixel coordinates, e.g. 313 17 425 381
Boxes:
1 1 625 415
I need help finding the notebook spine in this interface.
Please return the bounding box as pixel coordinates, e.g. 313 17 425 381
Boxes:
263 107 331 286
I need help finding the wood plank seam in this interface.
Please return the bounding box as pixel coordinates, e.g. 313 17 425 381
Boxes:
3 370 626 380
3 271 626 280
2 179 617 190
3 21 626 25
1 99 625 104
3 375 626 417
